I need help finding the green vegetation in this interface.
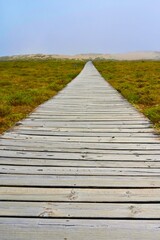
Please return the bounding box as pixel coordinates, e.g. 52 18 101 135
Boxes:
0 59 85 133
94 60 160 132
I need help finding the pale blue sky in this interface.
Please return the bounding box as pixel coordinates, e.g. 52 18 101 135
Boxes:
1 0 160 56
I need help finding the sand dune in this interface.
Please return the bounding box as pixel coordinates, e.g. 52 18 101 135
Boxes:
74 51 160 60
1 51 160 61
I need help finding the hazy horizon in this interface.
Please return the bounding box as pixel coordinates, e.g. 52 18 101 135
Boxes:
1 0 160 56
1 50 160 58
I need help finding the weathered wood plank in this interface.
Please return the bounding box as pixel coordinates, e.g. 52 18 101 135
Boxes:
1 218 160 240
16 121 152 128
1 165 160 176
4 132 156 141
0 141 159 150
1 149 159 157
6 126 155 133
1 157 160 168
1 174 160 187
1 135 159 143
1 202 160 219
28 116 149 122
0 150 159 160
1 187 160 202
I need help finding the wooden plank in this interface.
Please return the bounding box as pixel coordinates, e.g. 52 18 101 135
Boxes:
28 116 149 122
1 202 160 219
6 126 155 133
1 187 160 202
1 135 159 143
0 140 159 150
1 147 160 156
31 112 143 116
1 157 160 168
0 150 159 161
0 147 160 157
17 121 152 128
1 174 160 187
4 130 157 137
1 165 160 176
0 218 160 240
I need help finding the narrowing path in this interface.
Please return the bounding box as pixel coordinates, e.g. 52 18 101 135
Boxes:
0 61 160 239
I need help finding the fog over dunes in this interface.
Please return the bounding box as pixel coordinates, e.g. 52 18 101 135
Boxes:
1 51 160 61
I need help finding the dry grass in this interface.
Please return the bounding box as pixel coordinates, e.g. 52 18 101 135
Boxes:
0 59 85 133
94 60 160 132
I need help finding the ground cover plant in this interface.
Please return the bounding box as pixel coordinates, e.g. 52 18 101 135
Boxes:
0 59 85 133
94 60 160 132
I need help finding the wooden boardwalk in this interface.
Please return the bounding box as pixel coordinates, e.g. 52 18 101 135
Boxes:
0 61 160 239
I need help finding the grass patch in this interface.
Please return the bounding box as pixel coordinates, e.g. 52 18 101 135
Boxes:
93 60 160 132
0 59 85 133
0 105 11 117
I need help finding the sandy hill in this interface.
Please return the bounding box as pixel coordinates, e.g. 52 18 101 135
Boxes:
0 51 160 61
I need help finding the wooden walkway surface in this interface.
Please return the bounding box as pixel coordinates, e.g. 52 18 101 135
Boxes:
0 61 160 239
